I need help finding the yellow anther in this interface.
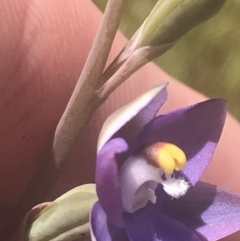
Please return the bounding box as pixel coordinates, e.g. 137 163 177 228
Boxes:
141 142 187 175
156 148 176 174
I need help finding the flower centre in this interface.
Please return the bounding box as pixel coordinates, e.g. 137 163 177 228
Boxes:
142 142 187 174
120 142 189 213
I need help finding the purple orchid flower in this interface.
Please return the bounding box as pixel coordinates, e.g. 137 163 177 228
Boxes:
90 84 240 241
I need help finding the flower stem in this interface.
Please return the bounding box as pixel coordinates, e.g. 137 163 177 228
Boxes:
54 0 128 168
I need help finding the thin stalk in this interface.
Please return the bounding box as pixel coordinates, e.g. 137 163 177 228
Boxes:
99 43 175 99
54 0 128 168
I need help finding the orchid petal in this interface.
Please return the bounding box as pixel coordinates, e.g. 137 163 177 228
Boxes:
97 84 167 153
198 185 240 241
123 203 201 241
90 202 129 241
155 181 240 241
96 138 129 227
134 99 226 185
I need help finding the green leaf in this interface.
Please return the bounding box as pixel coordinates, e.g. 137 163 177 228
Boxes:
25 184 98 241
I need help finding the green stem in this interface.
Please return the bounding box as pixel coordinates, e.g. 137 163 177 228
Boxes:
54 0 128 168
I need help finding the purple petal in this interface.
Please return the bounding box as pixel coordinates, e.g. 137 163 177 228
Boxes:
96 138 129 227
123 203 202 241
134 99 226 185
155 181 240 241
198 185 240 240
97 84 167 152
90 202 129 241
114 84 167 146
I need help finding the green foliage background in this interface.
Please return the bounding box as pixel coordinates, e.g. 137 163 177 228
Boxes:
92 0 240 120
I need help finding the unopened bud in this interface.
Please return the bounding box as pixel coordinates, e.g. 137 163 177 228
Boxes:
137 0 226 47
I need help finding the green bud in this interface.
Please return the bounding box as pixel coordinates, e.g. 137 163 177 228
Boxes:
26 184 97 241
137 0 226 47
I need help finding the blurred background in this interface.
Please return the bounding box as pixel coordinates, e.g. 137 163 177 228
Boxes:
92 0 240 120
